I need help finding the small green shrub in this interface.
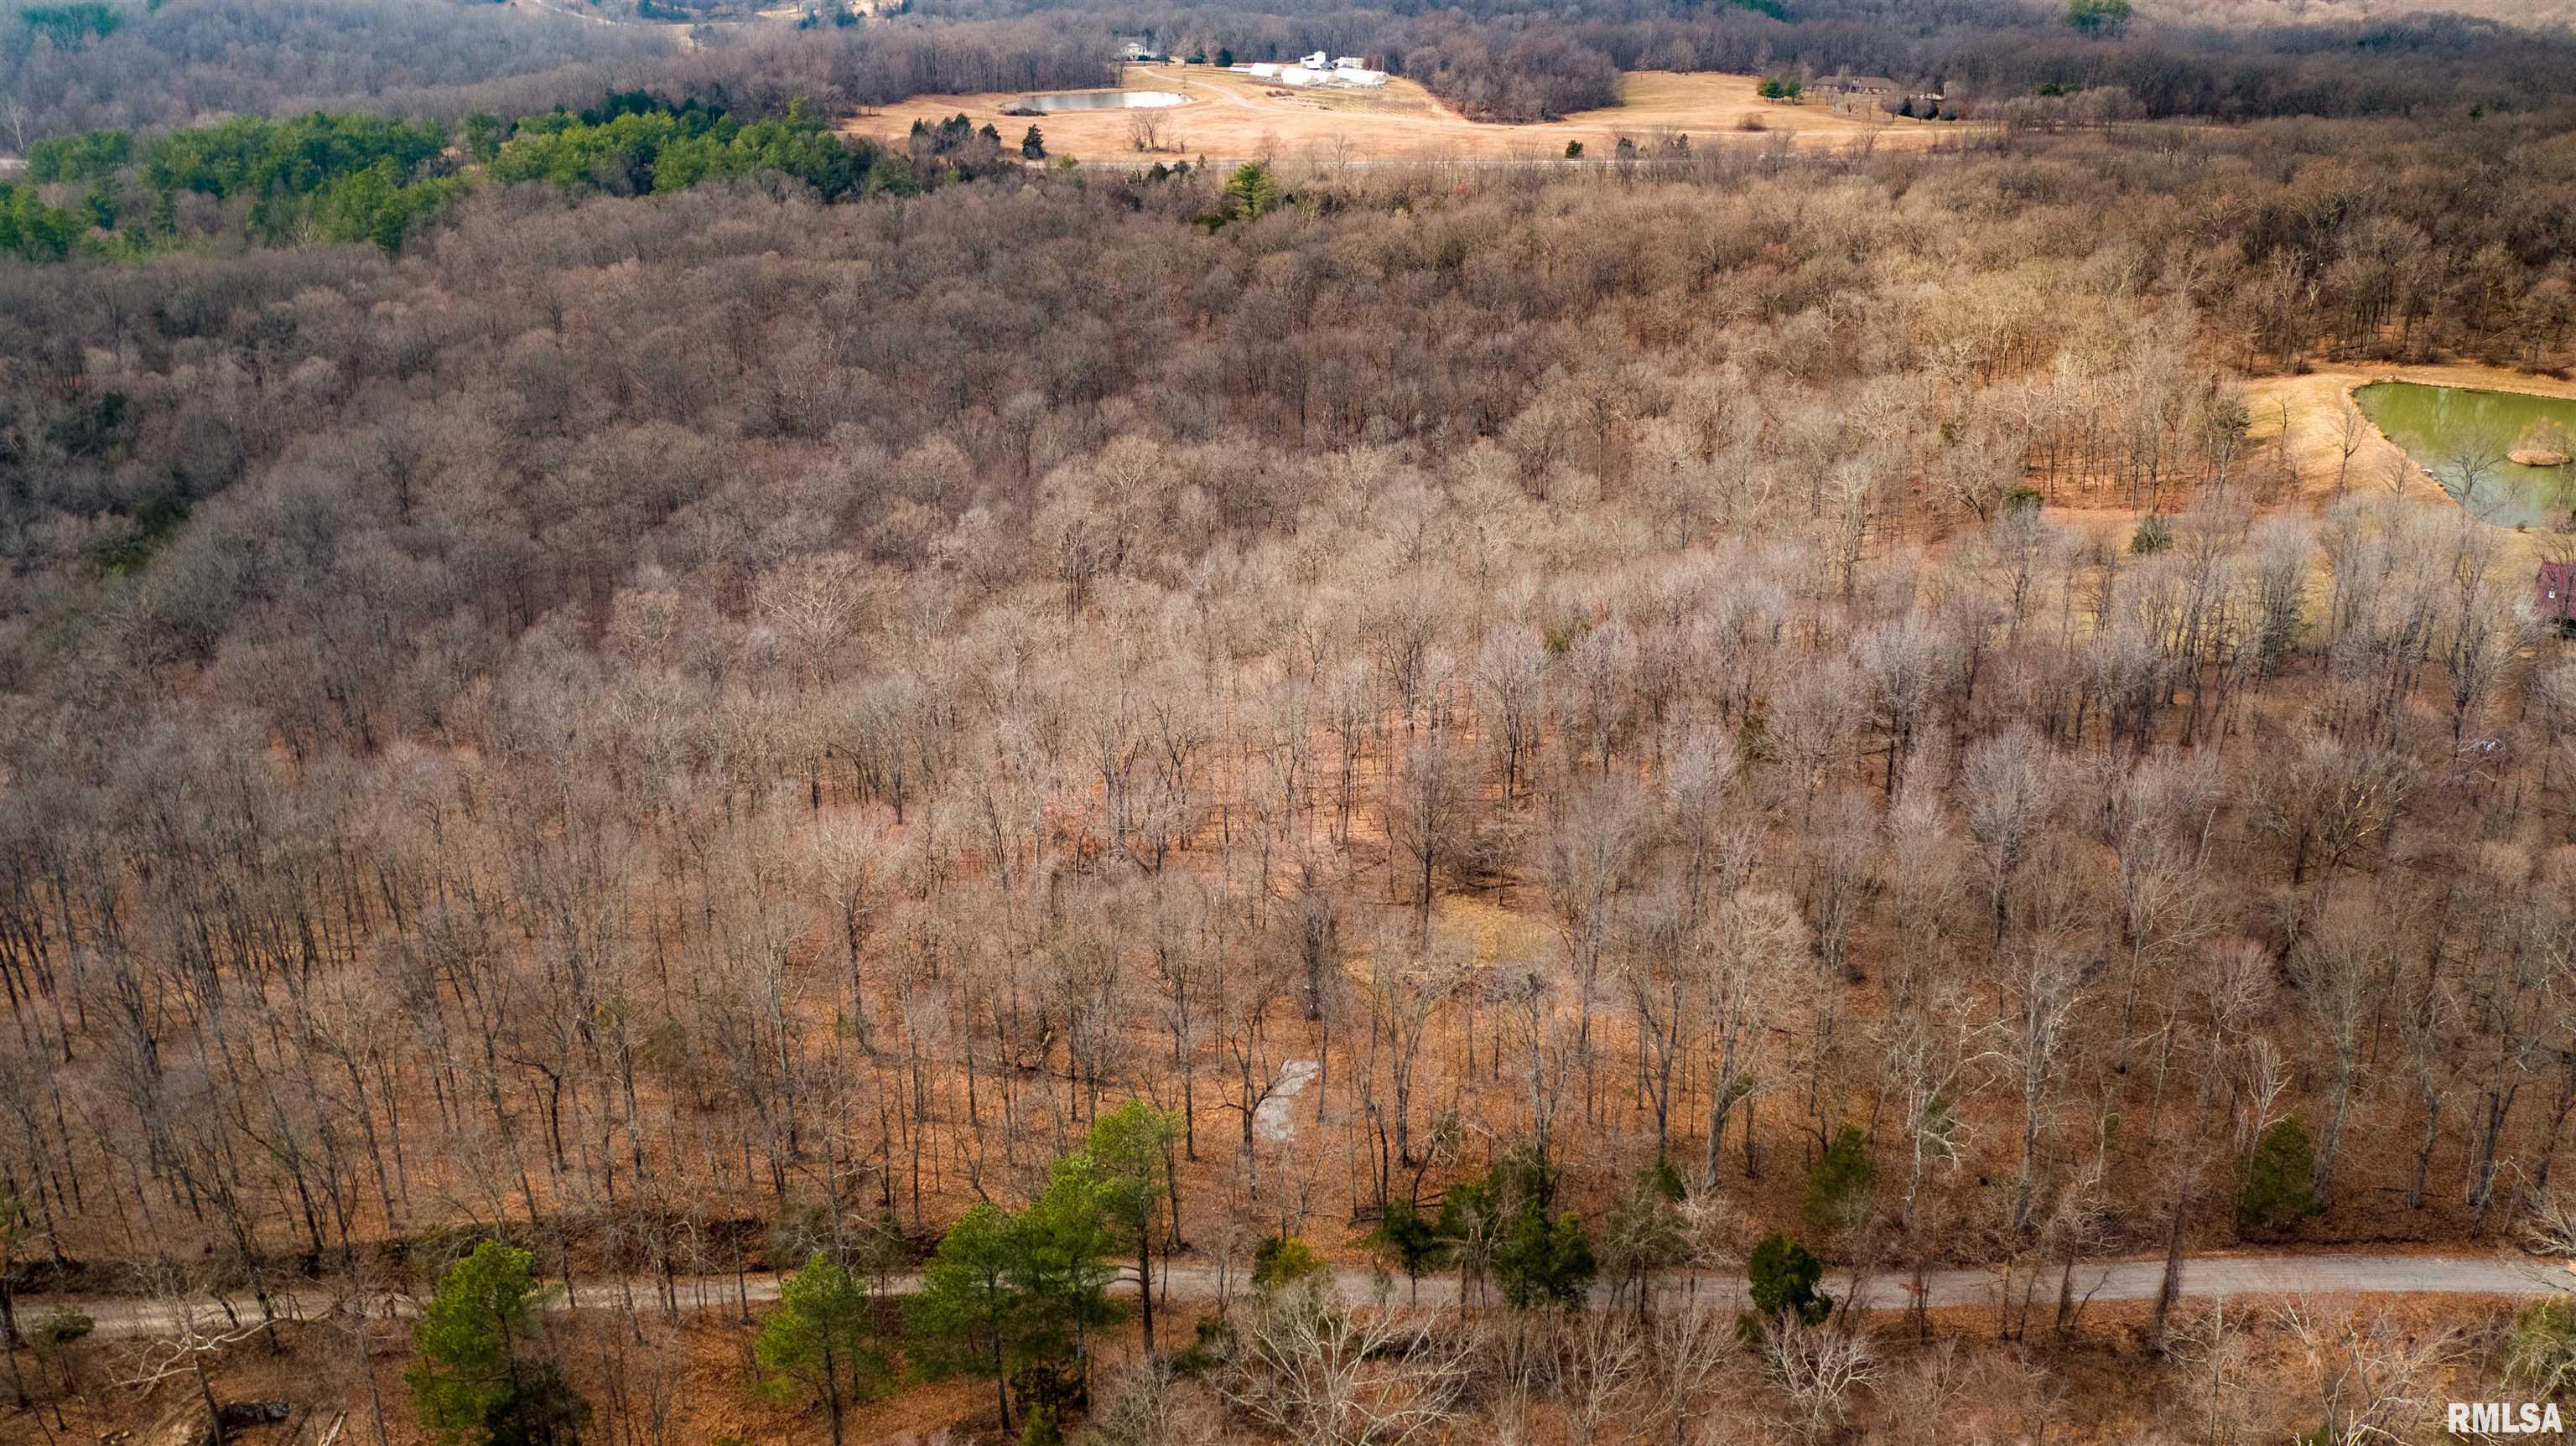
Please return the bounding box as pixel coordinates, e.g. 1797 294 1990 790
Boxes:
1740 1232 1831 1340
1804 1125 1876 1235
2504 1297 2576 1401
34 1308 94 1343
2237 1117 2319 1235
2068 0 2131 31
1252 1234 1324 1294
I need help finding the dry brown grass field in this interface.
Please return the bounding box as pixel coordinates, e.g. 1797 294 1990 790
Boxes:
847 66 1957 165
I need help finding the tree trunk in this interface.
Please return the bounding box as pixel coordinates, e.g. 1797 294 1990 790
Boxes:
2151 1200 2187 1345
823 1342 847 1446
993 1333 1012 1436
1135 1218 1156 1362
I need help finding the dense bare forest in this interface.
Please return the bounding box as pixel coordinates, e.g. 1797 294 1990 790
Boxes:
2 0 1111 140
12 0 2576 1438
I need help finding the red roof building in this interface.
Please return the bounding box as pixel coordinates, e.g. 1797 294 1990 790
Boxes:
2538 562 2576 625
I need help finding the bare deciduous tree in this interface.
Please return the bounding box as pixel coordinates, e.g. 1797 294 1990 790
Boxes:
1757 1318 1882 1444
1217 1282 1474 1446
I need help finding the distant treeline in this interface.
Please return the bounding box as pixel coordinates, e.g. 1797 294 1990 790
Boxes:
926 0 2576 120
7 110 465 260
3 88 1018 262
13 0 2574 146
485 92 1014 200
3 0 671 137
3 0 1110 142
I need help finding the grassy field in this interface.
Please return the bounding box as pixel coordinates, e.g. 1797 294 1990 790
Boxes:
845 66 1959 165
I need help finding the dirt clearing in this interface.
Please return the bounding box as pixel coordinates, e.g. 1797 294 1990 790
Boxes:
2246 360 2576 502
2243 359 2576 585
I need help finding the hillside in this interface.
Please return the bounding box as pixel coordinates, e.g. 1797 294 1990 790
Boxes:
9 2 2576 1443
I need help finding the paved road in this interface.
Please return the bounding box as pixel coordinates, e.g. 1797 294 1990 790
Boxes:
26 1252 2576 1340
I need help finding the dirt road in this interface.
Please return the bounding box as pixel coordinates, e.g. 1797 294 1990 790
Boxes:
34 1251 2573 1340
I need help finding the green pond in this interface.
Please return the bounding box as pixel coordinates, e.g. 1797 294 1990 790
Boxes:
2352 381 2576 528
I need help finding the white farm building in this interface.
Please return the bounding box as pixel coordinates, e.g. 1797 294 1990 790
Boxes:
1234 51 1388 87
